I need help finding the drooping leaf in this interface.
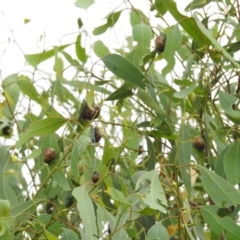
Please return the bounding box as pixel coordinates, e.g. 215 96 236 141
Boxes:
2 74 20 119
52 170 70 191
201 205 240 240
93 40 110 58
137 89 166 118
75 34 87 62
105 84 133 101
132 23 152 64
219 91 240 123
196 20 240 67
174 84 197 99
223 140 240 185
61 51 82 69
146 136 156 171
93 11 122 35
102 54 146 89
72 186 98 240
162 24 182 76
199 166 240 208
178 124 192 194
16 118 67 148
102 137 115 165
25 44 70 67
71 136 89 181
17 75 39 102
154 0 168 16
0 146 20 206
130 9 150 27
161 0 211 47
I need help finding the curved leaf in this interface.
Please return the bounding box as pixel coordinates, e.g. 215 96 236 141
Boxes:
16 118 67 148
147 223 169 240
162 24 182 76
93 11 122 35
25 44 70 67
223 140 240 185
93 40 110 58
219 91 240 123
105 84 133 101
102 54 146 89
201 205 240 240
72 186 98 240
199 166 240 208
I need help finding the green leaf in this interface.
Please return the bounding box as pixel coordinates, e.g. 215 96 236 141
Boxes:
161 0 211 47
72 186 98 240
93 40 110 58
102 54 146 89
16 118 66 148
201 205 240 240
107 187 130 205
132 23 152 49
196 20 240 67
61 51 81 68
146 136 156 171
44 229 59 240
0 146 19 206
147 222 169 240
11 200 36 216
174 84 197 99
52 170 70 191
2 74 20 119
135 170 168 213
199 166 240 208
75 0 94 9
71 136 89 181
24 19 31 24
53 50 64 77
17 75 39 102
93 11 122 35
130 9 150 27
178 124 192 194
219 91 240 123
75 34 87 62
102 137 115 165
223 140 240 185
185 0 213 11
162 24 182 76
105 84 133 101
132 23 152 57
25 44 70 67
51 79 65 103
154 0 168 16
62 228 78 240
215 144 229 179
137 89 166 117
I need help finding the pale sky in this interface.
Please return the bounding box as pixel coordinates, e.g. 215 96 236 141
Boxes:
0 0 192 80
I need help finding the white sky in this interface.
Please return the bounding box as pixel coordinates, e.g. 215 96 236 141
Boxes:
0 0 192 80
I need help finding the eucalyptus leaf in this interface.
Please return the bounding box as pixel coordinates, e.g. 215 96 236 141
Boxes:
72 186 98 240
102 54 146 89
16 118 67 148
199 166 240 208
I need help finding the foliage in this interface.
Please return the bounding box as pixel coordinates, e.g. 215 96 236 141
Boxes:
1 0 240 239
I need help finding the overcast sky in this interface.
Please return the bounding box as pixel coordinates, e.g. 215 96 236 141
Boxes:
0 0 193 80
